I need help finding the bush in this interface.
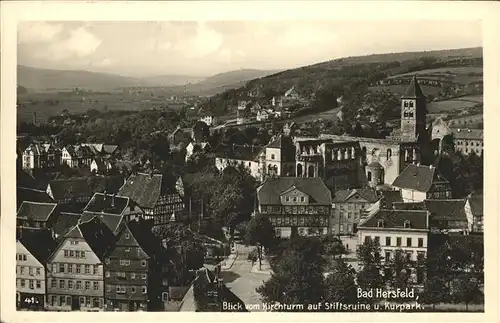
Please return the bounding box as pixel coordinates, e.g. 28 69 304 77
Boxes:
248 249 258 262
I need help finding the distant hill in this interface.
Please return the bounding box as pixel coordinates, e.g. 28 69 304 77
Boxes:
17 65 280 94
140 74 206 87
17 65 151 91
199 47 483 115
197 69 281 86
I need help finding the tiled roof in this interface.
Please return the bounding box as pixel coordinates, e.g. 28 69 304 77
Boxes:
78 216 116 261
17 201 57 222
18 229 58 264
213 144 264 161
257 177 332 205
392 164 448 192
102 145 119 155
118 172 166 209
424 199 467 221
83 192 130 215
468 192 483 216
88 175 125 195
451 128 483 140
379 190 403 208
127 219 163 258
80 211 125 234
17 187 54 210
52 212 81 238
403 75 426 99
48 178 92 200
332 188 379 203
392 201 425 210
359 209 428 230
17 169 38 189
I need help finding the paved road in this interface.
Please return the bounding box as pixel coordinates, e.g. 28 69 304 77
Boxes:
220 244 271 312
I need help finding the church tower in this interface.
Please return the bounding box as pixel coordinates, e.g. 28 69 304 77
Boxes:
400 75 427 142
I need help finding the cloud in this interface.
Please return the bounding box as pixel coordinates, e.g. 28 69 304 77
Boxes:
39 26 102 61
94 57 115 67
278 25 339 48
173 22 223 59
18 22 63 44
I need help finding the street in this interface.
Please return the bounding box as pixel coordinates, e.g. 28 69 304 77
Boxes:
219 244 271 312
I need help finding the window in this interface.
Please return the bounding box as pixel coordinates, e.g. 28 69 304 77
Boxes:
105 271 110 278
132 286 136 293
68 264 73 273
367 171 372 181
162 292 169 301
418 238 424 248
125 248 130 252
59 264 65 273
404 221 411 228
406 238 412 247
80 251 86 259
374 236 380 245
406 252 412 261
68 281 73 289
93 282 99 291
76 281 82 290
64 250 69 257
85 265 91 274
51 279 57 288
300 196 305 202
142 286 147 294
142 273 147 279
21 279 26 287
385 237 391 246
20 266 25 274
94 265 99 274
377 220 384 228
106 285 111 292
126 260 131 266
61 296 66 306
29 280 34 289
293 197 297 202
120 259 125 266
271 154 275 160
70 250 74 257
59 280 65 289
385 251 391 262
93 298 99 308
23 255 27 261
76 265 81 274
105 258 110 264
36 280 41 289
364 236 371 244
141 260 147 267
125 233 130 239
29 267 33 276
396 237 402 247
85 281 90 290
79 297 85 306
347 224 352 233
340 224 344 233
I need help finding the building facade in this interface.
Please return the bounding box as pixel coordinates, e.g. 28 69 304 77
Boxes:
452 128 483 156
392 164 452 202
46 217 114 311
256 177 332 238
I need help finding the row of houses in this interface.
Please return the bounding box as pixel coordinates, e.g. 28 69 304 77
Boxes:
21 142 119 172
15 168 193 312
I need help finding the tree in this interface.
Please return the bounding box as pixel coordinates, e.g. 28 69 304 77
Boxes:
321 234 348 260
420 275 450 310
324 258 357 305
245 214 276 270
256 236 326 309
356 238 384 295
451 273 483 311
386 249 414 297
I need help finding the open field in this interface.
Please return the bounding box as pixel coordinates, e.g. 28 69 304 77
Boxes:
427 99 479 113
455 94 483 103
386 66 482 86
17 92 188 124
368 84 443 97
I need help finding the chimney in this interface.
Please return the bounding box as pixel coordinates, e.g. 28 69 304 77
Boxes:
111 194 115 208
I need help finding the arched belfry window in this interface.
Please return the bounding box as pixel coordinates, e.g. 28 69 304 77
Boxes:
404 101 409 108
367 171 372 181
387 149 392 160
409 101 414 108
297 164 303 177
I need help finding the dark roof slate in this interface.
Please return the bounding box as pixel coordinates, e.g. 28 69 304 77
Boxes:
17 187 54 210
332 188 379 203
18 229 58 264
17 201 57 222
360 209 428 230
257 177 332 205
392 164 448 192
403 76 426 99
118 173 165 209
424 199 467 221
83 192 130 215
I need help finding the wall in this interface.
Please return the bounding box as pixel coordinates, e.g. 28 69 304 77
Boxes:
400 189 427 203
359 141 401 185
358 228 428 262
16 241 46 296
215 157 261 179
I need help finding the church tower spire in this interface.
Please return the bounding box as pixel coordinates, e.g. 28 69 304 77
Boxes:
400 75 427 142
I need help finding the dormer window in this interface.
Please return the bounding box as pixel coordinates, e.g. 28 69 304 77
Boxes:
285 197 290 202
404 220 411 228
377 220 385 228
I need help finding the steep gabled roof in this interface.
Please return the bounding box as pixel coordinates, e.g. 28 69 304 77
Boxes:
17 201 57 222
359 209 428 230
78 216 116 261
17 187 54 210
80 212 125 234
118 172 165 209
18 229 58 264
52 212 81 238
48 178 92 200
83 192 130 215
402 75 426 99
257 177 331 205
468 191 483 216
424 199 467 222
392 164 448 192
126 219 163 258
332 188 379 203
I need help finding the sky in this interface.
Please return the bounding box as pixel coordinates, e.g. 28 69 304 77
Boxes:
17 21 482 77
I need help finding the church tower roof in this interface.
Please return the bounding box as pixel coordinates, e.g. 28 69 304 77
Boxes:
402 75 426 99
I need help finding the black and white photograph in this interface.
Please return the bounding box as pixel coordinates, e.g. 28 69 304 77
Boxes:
1 1 499 321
